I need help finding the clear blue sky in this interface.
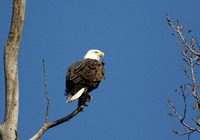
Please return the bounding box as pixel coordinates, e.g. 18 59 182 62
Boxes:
1 0 200 140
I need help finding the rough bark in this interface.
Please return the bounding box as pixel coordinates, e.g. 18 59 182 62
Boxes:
0 0 26 140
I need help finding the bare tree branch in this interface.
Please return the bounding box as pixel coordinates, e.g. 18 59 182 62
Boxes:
0 0 26 140
30 105 85 140
166 12 200 56
188 55 198 99
167 11 200 138
43 59 50 124
168 99 200 133
30 59 88 140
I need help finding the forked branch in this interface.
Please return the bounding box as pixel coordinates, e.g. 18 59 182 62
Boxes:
166 12 200 56
30 105 85 140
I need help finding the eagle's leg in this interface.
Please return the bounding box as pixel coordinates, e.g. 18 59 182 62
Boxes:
86 94 93 102
78 96 88 108
78 92 93 108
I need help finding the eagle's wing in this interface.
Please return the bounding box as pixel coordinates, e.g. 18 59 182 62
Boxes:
82 60 105 81
66 59 105 95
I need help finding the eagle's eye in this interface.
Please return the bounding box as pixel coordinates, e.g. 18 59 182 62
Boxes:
94 51 98 53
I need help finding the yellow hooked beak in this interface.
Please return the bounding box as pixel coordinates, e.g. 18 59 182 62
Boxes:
99 52 104 57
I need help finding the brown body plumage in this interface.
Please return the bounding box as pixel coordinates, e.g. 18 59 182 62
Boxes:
65 58 105 106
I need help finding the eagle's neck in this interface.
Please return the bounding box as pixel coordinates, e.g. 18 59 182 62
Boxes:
84 54 100 60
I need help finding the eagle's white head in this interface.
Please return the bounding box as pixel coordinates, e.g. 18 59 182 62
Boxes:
84 49 104 60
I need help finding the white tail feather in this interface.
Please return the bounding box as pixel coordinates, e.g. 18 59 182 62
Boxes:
66 88 87 103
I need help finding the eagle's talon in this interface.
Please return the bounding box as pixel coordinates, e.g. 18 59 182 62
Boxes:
87 95 93 102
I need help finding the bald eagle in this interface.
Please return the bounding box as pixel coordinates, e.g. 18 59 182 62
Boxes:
65 49 105 106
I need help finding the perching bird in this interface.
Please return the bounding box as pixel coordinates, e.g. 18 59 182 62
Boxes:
65 49 105 106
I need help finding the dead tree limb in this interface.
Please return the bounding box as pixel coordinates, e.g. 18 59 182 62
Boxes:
0 0 26 140
43 59 50 124
30 104 85 140
30 59 87 140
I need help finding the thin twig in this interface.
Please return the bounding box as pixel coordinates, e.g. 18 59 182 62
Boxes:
188 56 198 99
188 132 191 140
173 129 194 136
182 91 187 120
166 12 200 56
168 100 200 133
167 12 200 138
43 58 50 124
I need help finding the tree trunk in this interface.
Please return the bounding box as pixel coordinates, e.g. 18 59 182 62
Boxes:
0 0 26 139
